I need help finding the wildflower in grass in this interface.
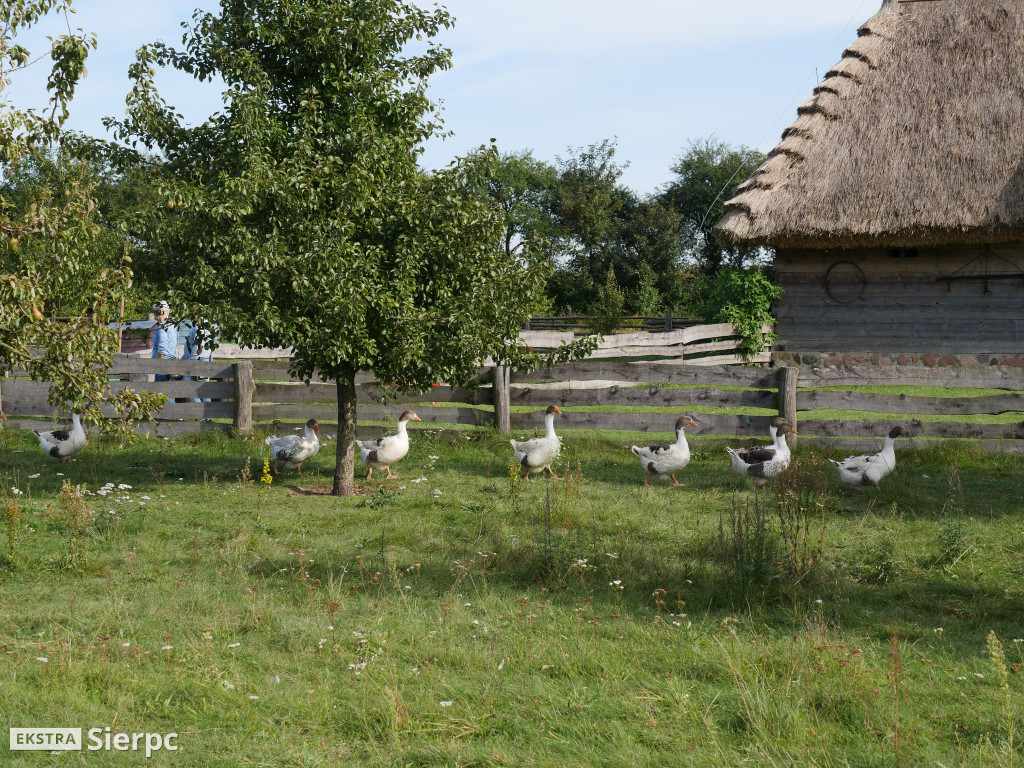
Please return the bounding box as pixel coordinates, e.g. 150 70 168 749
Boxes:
117 484 131 490
934 627 944 634
260 460 273 489
440 701 453 707
10 487 22 495
249 695 259 700
227 643 240 648
221 681 235 690
28 473 39 479
35 657 48 662
161 645 173 650
609 580 624 589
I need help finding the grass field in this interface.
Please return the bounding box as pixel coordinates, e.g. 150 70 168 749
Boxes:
1 423 1023 766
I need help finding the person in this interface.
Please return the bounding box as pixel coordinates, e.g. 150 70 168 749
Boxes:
183 319 218 403
150 300 179 383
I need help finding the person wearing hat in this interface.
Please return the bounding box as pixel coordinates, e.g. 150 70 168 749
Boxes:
151 300 179 383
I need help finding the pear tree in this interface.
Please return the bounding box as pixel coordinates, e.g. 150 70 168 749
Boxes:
111 0 580 494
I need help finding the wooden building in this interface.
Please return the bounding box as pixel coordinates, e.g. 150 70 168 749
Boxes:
715 0 1024 358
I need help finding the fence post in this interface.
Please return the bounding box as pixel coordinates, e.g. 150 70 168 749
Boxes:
493 365 511 435
777 366 798 447
233 360 255 433
664 310 672 332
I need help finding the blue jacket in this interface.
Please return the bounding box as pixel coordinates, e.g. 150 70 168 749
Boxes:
151 323 179 360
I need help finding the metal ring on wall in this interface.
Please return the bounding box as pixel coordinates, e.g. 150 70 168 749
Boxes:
824 260 866 303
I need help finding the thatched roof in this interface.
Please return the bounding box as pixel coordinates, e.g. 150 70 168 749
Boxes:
715 0 1024 249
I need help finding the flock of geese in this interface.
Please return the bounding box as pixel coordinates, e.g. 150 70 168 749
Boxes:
27 407 905 491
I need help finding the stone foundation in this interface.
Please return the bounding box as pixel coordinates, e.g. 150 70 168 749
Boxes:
772 350 1024 369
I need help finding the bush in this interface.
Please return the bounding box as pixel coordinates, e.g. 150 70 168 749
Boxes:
703 267 781 358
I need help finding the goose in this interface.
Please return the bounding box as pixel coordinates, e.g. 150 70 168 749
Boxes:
830 426 906 490
265 418 320 475
726 418 796 486
631 415 698 486
357 410 421 480
510 405 563 479
34 413 87 463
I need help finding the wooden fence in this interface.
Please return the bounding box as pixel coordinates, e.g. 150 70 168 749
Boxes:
4 327 1024 450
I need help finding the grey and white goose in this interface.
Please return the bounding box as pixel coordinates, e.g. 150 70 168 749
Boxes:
631 415 698 486
830 426 906 490
265 418 321 475
510 405 563 479
357 410 421 480
34 413 87 463
726 417 796 487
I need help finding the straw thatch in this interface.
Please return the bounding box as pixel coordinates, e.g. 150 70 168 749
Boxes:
716 0 1024 248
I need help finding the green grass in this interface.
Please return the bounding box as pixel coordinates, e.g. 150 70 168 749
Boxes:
1 425 1023 766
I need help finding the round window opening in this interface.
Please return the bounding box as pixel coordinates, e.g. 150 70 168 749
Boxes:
824 260 866 303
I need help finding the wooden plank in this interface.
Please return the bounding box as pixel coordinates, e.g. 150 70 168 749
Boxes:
208 343 294 359
233 361 255 433
511 361 778 387
681 339 744 355
109 356 235 378
799 418 1024 441
508 384 776 409
253 404 492 426
252 381 491 406
796 389 1024 415
681 352 771 366
519 330 575 347
510 410 773 436
778 367 798 448
1 379 234 400
794 365 1024 389
494 365 511 435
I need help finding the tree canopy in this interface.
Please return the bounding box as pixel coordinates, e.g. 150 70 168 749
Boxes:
658 137 766 274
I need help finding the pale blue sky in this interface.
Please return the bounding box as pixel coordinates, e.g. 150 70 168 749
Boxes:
7 0 879 195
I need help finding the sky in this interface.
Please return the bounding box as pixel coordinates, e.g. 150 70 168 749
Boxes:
6 0 881 196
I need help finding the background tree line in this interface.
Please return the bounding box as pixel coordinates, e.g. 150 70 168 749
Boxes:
3 135 771 323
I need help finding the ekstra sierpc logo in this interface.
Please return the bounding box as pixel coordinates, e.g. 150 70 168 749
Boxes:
10 727 179 757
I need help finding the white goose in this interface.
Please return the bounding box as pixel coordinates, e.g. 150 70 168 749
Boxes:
726 418 795 486
510 405 563 479
34 413 87 463
830 426 906 490
265 418 320 475
357 410 421 480
631 415 698 486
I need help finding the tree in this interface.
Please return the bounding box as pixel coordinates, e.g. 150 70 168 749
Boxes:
1 145 158 316
0 1 148 425
659 137 766 274
544 140 683 316
110 0 581 495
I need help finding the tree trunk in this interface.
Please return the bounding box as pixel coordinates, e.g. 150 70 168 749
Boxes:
332 365 357 496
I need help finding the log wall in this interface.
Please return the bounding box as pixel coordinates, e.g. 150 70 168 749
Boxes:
774 243 1024 352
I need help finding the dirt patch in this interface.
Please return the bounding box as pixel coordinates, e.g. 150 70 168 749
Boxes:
288 484 370 496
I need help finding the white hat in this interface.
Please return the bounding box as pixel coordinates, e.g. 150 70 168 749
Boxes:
153 300 170 312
